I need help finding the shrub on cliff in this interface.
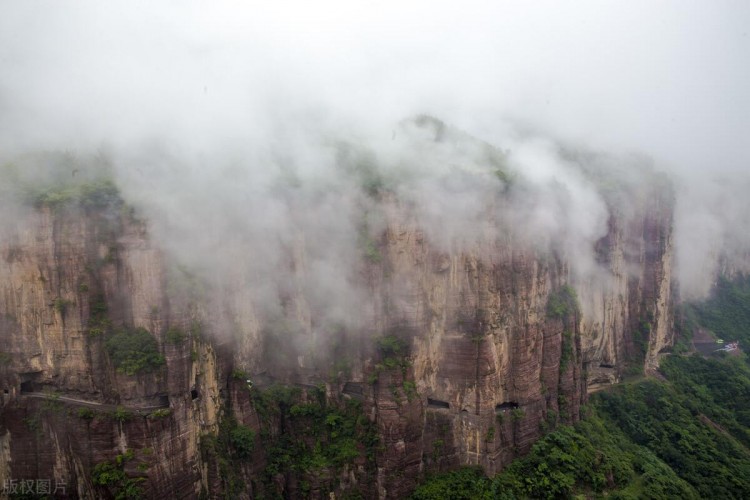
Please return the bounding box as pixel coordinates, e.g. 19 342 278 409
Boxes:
375 334 409 358
92 451 145 499
370 334 411 382
546 285 579 319
165 326 187 345
105 327 165 375
29 177 122 211
229 424 256 459
411 467 491 500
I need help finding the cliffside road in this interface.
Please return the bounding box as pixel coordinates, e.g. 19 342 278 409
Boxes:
19 392 170 412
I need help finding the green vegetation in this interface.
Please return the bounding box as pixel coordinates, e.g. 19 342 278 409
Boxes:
113 406 133 423
165 325 187 345
199 432 243 498
403 380 418 402
659 355 750 446
492 412 697 500
249 383 378 494
484 426 495 442
92 451 145 500
87 295 111 337
148 408 172 419
376 334 408 357
559 330 573 372
627 309 655 366
199 383 377 497
358 216 383 264
203 415 257 461
492 165 513 186
362 235 382 263
369 334 411 383
229 423 256 459
546 285 579 319
190 320 204 339
510 408 525 422
682 275 750 348
335 143 387 197
41 391 64 413
412 467 491 500
53 297 72 315
30 177 121 211
105 327 165 375
0 154 129 225
24 413 42 433
77 407 96 420
250 383 301 420
0 351 11 365
596 360 750 499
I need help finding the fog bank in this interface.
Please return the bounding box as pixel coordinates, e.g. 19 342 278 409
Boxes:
1 1 749 299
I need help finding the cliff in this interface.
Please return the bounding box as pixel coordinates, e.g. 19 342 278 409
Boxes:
0 162 675 498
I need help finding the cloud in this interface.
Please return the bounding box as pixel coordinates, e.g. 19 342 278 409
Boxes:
1 0 749 304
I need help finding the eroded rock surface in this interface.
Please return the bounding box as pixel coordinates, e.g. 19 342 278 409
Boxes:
0 177 675 498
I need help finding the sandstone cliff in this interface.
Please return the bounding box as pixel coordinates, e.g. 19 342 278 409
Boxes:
0 164 675 498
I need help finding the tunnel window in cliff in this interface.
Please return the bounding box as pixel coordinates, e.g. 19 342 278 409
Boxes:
19 372 41 393
343 382 364 399
427 398 450 409
495 402 519 413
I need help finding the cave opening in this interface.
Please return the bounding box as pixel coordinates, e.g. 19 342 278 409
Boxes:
191 388 199 400
343 382 364 399
427 398 450 409
495 401 519 413
19 372 41 394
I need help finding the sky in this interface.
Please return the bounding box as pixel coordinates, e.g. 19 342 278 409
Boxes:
1 1 748 167
0 0 749 299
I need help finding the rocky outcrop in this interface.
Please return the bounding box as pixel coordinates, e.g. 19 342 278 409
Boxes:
346 177 674 496
0 205 215 498
0 170 675 498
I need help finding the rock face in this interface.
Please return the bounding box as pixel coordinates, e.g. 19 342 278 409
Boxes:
0 205 215 498
0 176 675 498
356 181 675 496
